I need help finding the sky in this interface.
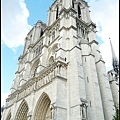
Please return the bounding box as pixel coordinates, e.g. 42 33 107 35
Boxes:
1 0 119 107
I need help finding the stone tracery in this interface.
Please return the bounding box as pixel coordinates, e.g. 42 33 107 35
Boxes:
5 111 11 120
14 99 29 120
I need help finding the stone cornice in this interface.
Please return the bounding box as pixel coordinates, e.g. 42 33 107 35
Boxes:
59 25 77 32
57 45 82 53
89 40 99 45
59 7 77 16
82 52 95 57
95 59 105 64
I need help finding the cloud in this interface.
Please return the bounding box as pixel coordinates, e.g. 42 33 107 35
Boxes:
87 0 119 71
1 0 118 69
1 0 32 51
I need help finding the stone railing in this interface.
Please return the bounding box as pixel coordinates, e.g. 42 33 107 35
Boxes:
5 60 68 108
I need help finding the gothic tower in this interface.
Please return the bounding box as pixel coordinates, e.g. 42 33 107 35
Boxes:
2 0 117 120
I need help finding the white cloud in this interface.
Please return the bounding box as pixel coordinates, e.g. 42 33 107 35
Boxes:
1 0 32 51
87 0 119 71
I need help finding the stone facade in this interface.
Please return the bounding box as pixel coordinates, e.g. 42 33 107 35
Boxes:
1 0 119 120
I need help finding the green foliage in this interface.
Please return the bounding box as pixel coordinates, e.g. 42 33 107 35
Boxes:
112 105 119 120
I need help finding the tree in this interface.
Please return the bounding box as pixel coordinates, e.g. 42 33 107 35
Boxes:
112 105 119 120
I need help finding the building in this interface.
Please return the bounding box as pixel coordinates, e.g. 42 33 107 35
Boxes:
1 0 119 120
107 39 119 108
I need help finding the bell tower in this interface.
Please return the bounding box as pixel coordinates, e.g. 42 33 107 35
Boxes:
2 0 117 120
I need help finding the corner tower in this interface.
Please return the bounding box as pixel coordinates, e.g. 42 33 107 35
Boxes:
2 0 116 120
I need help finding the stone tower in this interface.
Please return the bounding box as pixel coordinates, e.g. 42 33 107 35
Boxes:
2 0 117 120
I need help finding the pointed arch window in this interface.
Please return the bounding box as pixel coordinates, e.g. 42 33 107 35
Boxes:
30 59 39 77
78 5 81 18
56 7 59 20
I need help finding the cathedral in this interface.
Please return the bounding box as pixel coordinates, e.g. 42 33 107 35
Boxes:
1 0 119 120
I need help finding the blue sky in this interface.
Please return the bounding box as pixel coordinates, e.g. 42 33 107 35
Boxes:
1 0 119 106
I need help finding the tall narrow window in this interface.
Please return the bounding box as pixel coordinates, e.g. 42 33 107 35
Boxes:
56 7 59 20
72 0 74 8
40 29 43 37
78 5 81 18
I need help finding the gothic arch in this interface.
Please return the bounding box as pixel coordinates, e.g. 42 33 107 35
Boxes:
14 99 29 120
5 110 11 120
30 59 40 77
33 92 51 120
47 43 58 65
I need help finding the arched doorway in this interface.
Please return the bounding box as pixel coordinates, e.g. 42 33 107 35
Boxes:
14 99 29 120
34 92 51 120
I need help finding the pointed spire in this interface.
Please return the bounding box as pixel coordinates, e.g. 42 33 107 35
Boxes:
109 38 117 60
109 38 119 80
